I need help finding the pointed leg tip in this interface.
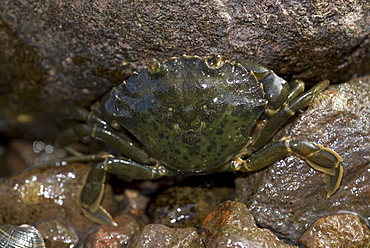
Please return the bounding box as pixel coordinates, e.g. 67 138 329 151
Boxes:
324 165 344 198
82 206 118 226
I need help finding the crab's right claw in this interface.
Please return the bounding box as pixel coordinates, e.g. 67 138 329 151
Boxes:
289 141 344 198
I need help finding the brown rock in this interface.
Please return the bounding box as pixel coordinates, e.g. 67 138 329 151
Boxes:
130 224 204 248
298 213 370 248
201 201 297 248
84 213 142 248
0 163 116 235
35 217 79 248
1 0 369 139
235 75 370 242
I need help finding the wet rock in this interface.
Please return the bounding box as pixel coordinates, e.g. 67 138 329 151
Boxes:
298 213 370 248
148 186 233 228
201 201 297 248
35 217 79 248
84 213 142 248
235 75 370 242
1 1 369 140
129 224 204 248
0 163 116 237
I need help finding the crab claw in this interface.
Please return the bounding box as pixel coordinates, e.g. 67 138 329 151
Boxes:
289 141 344 198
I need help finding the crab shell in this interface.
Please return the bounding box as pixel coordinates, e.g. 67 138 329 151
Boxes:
101 56 267 173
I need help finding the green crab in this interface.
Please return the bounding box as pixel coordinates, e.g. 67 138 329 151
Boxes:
57 55 343 226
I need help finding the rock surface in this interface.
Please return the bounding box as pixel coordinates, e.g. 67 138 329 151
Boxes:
235 75 370 242
0 162 117 239
1 0 369 139
299 213 370 248
129 224 205 248
201 201 297 248
84 213 142 248
35 217 79 248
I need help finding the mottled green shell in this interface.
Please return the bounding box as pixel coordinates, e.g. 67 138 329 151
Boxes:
102 56 267 173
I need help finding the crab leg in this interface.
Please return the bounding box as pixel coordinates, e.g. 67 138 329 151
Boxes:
78 157 171 226
232 139 343 198
250 80 329 151
57 106 152 165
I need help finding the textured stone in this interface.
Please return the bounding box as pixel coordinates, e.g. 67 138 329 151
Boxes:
1 0 369 139
35 218 79 248
84 213 142 248
201 201 297 248
129 224 204 248
235 76 370 242
298 213 370 248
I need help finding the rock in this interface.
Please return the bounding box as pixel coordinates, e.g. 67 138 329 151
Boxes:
0 162 117 237
35 217 79 248
129 224 204 248
84 213 142 248
148 186 234 228
201 201 297 248
235 75 370 242
298 213 370 248
1 0 369 139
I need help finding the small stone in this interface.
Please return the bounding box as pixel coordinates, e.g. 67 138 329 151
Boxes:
84 213 142 247
201 201 297 248
298 213 370 248
129 224 204 248
35 217 79 248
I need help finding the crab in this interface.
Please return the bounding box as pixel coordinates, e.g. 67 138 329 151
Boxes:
57 55 343 226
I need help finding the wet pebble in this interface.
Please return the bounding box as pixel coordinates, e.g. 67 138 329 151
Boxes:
201 201 297 248
129 224 204 248
35 217 79 248
84 213 142 248
298 213 370 248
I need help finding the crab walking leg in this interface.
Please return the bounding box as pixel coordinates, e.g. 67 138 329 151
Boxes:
233 139 343 198
56 123 151 165
251 80 330 151
286 80 305 103
79 157 171 226
58 105 152 164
